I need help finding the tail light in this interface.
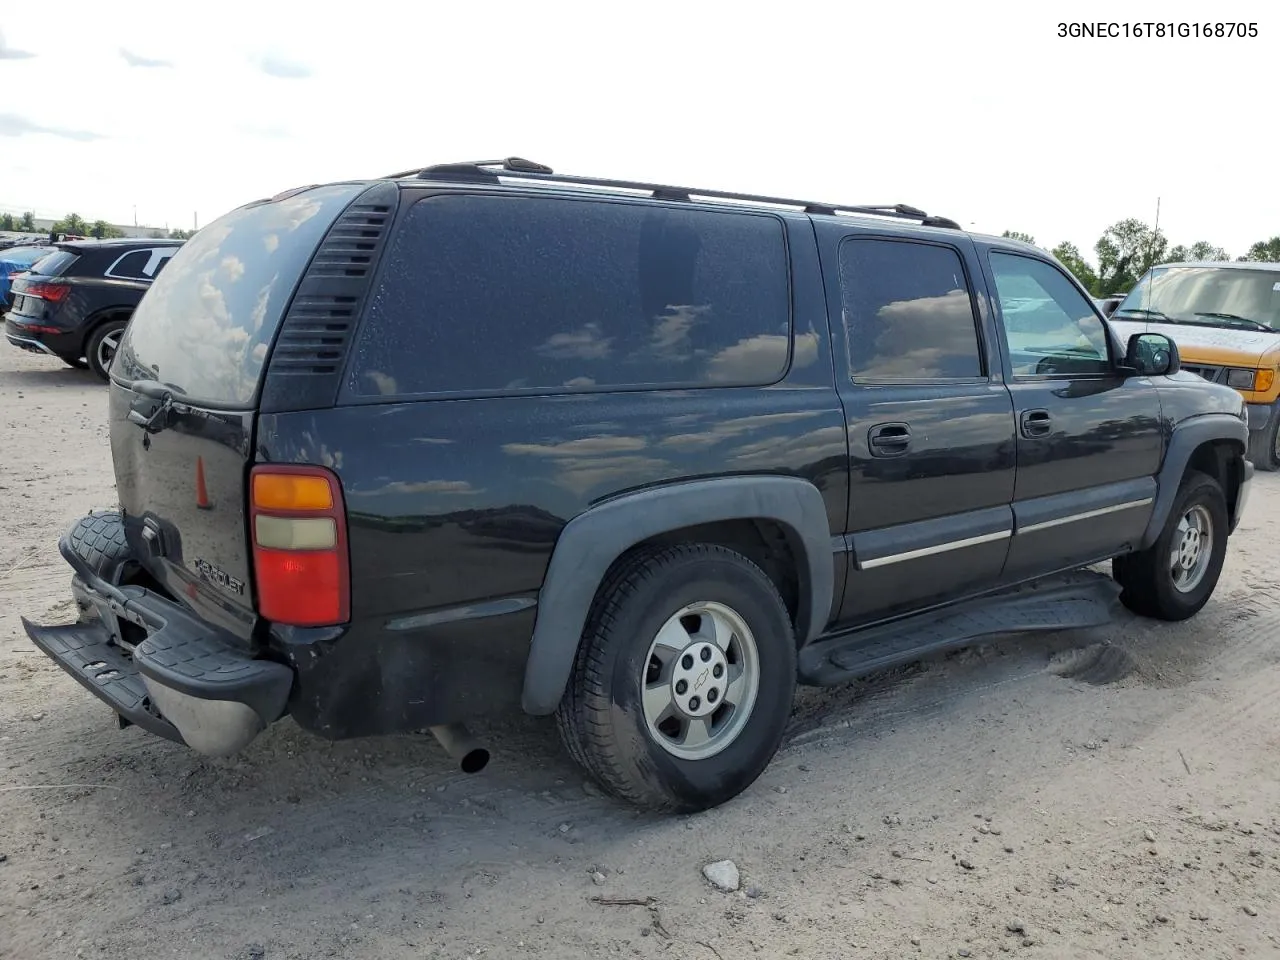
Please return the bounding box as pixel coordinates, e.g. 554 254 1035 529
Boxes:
249 464 350 626
22 280 70 303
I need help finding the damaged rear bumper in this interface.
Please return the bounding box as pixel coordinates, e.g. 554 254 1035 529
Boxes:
22 533 292 757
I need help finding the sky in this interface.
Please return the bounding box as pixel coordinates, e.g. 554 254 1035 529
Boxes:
1 0 1276 264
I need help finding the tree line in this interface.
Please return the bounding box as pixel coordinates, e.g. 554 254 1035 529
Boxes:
0 211 193 241
1002 222 1280 297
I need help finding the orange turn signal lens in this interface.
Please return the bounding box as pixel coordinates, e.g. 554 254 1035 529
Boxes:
252 473 333 511
1256 369 1275 393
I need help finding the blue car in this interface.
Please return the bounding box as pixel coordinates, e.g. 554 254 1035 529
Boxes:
0 244 54 308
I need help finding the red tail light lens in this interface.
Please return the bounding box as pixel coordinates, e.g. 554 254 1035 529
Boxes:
23 281 70 303
249 464 349 626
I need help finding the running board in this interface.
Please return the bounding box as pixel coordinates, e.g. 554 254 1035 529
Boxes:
798 570 1120 686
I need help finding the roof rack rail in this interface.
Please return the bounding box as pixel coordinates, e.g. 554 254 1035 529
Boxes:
382 159 960 228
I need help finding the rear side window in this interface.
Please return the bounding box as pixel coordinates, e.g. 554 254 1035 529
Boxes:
114 183 366 404
28 250 78 276
344 194 791 398
839 238 984 380
104 247 178 282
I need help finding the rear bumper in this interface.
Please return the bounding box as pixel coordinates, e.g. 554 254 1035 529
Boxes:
22 534 292 756
4 316 80 358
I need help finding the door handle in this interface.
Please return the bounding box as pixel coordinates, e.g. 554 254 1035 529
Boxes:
1020 408 1052 437
868 422 911 456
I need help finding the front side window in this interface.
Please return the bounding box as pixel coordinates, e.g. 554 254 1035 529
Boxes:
1116 265 1280 332
839 238 983 381
344 194 793 398
990 252 1111 377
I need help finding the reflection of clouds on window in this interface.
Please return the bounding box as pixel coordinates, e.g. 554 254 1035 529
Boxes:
363 371 398 395
704 333 794 384
649 304 709 354
536 322 612 360
220 256 245 282
564 376 596 388
862 289 980 379
263 234 279 254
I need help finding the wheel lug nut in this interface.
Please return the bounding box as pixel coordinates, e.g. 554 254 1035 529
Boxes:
681 654 694 670
707 688 718 703
700 646 712 662
689 696 701 711
712 664 724 678
675 679 687 695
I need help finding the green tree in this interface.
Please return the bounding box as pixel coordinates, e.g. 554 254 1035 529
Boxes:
1095 218 1167 295
1187 241 1230 261
52 212 87 235
1002 230 1036 246
168 228 194 240
1165 245 1189 264
19 211 35 231
1051 241 1098 294
1244 237 1280 262
0 213 13 231
89 220 125 239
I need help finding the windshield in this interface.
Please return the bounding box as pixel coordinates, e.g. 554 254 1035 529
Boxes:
1116 265 1280 331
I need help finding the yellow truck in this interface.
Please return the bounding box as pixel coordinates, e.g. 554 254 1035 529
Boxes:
1108 260 1280 469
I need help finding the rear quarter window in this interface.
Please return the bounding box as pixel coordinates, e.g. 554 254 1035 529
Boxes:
344 193 792 398
114 183 366 404
104 247 179 282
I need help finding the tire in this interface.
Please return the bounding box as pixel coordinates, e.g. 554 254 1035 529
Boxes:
68 511 133 584
61 357 89 370
1113 471 1227 621
555 543 797 813
1246 406 1280 472
85 320 127 381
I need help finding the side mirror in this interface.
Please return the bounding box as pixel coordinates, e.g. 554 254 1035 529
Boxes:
1125 332 1180 377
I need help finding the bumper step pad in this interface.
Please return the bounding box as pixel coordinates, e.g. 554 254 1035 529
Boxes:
22 619 183 743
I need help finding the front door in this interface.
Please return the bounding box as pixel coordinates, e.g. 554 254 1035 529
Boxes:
980 247 1164 580
818 226 1018 624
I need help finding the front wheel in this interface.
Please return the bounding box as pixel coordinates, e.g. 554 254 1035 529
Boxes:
556 543 797 812
1113 471 1228 621
86 320 127 381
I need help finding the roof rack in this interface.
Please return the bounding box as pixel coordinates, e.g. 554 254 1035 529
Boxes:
381 158 961 229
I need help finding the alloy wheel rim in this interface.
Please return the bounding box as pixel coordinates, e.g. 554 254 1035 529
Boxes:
640 600 760 761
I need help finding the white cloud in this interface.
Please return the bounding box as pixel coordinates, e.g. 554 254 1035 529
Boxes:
0 0 1274 258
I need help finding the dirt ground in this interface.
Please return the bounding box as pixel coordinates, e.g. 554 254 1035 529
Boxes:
3 345 1280 960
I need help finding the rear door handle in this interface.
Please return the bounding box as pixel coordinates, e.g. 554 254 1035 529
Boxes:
868 422 911 456
1020 409 1052 437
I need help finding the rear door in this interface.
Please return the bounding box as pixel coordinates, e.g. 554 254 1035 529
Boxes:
109 182 373 640
978 245 1163 579
817 223 1018 624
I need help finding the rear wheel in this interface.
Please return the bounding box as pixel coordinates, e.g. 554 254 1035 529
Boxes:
556 543 797 812
86 320 127 381
1113 471 1227 620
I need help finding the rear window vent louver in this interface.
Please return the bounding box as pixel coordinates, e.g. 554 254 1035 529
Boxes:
259 182 399 412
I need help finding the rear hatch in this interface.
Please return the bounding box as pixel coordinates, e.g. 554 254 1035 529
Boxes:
7 248 79 317
108 182 370 641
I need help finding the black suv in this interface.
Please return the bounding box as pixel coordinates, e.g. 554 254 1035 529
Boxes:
4 237 183 379
22 160 1253 812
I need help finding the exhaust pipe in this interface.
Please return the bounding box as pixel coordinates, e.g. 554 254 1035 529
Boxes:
428 723 490 774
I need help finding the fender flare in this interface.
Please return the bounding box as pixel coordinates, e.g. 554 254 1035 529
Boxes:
521 476 835 715
1139 413 1247 548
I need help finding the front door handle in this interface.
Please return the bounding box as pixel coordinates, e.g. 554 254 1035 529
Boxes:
868 422 911 456
1020 408 1052 437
